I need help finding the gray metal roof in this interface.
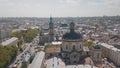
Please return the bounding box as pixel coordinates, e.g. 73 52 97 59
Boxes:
1 37 18 46
30 51 45 68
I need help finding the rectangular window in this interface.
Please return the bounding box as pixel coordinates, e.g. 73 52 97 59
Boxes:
73 45 75 50
74 55 76 58
52 64 54 67
97 53 99 58
66 45 68 49
80 44 81 49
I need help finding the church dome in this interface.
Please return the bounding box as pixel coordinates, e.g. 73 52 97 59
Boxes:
62 31 82 40
62 22 82 40
94 44 101 49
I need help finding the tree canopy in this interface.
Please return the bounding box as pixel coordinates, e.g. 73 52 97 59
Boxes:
11 29 39 43
24 29 39 43
0 45 18 68
84 40 95 47
10 31 22 39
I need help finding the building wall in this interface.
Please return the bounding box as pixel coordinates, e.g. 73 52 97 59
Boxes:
62 40 83 52
70 52 81 64
62 39 83 64
0 29 11 42
39 35 49 45
91 49 102 62
30 51 45 68
100 43 120 66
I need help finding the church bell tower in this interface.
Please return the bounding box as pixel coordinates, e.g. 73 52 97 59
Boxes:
49 16 54 42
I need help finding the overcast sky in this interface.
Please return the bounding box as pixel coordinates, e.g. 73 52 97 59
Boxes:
0 0 120 17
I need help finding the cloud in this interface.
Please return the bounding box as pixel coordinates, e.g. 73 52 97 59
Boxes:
0 0 120 17
60 0 80 4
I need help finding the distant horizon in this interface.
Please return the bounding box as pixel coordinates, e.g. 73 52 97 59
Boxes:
0 15 120 18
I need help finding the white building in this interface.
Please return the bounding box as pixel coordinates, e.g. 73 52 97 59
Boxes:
30 51 45 68
45 57 98 68
1 37 18 46
100 43 120 66
52 41 62 45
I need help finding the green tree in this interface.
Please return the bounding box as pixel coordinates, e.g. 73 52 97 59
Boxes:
11 31 23 48
84 40 95 47
11 29 39 43
24 29 39 43
17 39 23 48
0 45 18 68
10 31 22 39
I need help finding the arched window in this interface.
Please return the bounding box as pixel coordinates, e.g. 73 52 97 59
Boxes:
73 45 75 50
74 61 76 63
66 45 68 49
80 44 81 49
74 55 76 58
65 54 68 57
97 53 99 58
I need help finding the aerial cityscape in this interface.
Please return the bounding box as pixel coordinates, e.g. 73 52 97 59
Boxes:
0 0 120 68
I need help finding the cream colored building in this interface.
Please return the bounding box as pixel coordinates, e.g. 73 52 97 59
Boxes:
61 22 90 64
91 44 102 62
100 43 120 66
1 37 18 46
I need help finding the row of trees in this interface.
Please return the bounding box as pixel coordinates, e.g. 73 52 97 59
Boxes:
11 29 39 44
0 29 39 68
0 45 18 68
11 30 23 47
24 29 39 43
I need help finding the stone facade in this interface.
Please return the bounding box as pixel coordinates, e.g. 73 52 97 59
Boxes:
91 48 102 62
62 40 83 52
39 35 49 45
100 43 120 66
61 39 83 64
61 22 91 64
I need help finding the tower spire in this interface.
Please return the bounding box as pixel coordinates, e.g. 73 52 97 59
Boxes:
70 21 75 33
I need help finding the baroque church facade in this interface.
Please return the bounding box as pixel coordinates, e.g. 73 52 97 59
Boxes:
61 22 88 64
41 17 102 65
61 22 102 64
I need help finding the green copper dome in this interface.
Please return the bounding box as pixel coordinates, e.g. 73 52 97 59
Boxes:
94 44 101 49
49 16 53 24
